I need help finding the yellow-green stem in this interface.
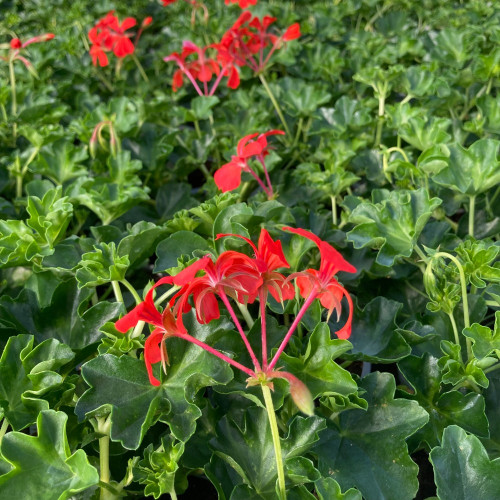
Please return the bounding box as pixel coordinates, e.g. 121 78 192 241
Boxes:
9 59 17 140
469 195 476 238
259 73 291 136
120 278 142 305
0 418 9 445
111 281 124 304
170 490 178 500
261 384 286 500
447 312 462 362
330 195 337 226
131 53 149 83
432 252 472 360
96 416 114 500
236 301 255 329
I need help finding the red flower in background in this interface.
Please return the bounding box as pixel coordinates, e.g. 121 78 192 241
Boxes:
225 0 258 8
88 11 151 67
164 40 239 96
214 130 284 198
217 11 300 73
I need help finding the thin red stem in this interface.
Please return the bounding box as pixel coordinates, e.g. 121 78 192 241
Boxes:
176 332 256 377
209 64 230 96
244 164 272 197
268 285 319 371
218 290 262 371
180 65 204 97
260 288 268 370
258 154 273 198
261 37 282 70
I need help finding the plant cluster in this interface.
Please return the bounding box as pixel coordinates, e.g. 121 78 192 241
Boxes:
0 0 499 499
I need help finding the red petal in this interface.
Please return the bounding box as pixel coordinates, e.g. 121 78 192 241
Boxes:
172 256 212 286
113 36 135 57
144 330 164 386
227 67 240 89
283 23 301 41
214 161 244 192
120 17 137 32
258 229 290 270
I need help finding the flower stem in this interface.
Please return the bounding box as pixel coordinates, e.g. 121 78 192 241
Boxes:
111 281 124 304
236 301 255 329
0 418 9 445
96 416 113 500
468 195 476 238
260 289 268 370
447 311 462 361
432 252 472 360
120 279 142 305
131 53 149 83
268 286 319 371
169 490 178 500
330 195 337 226
9 58 17 140
261 384 286 500
219 291 262 371
177 331 255 377
259 73 291 136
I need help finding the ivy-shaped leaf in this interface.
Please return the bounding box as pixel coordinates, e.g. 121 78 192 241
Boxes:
433 139 500 195
398 353 488 448
76 242 129 288
0 410 99 499
209 408 326 498
279 323 359 401
430 425 500 500
455 238 500 288
75 313 234 449
463 311 500 360
347 188 442 266
314 478 362 500
314 372 428 500
343 297 411 363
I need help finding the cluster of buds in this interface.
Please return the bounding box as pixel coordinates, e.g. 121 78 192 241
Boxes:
1 33 55 76
214 129 284 198
89 120 120 158
115 227 356 414
88 11 152 67
164 13 299 95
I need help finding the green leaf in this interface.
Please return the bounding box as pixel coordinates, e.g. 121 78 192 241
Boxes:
210 408 326 497
76 242 129 288
189 96 220 121
343 297 411 363
30 139 88 184
314 478 362 500
26 186 73 248
154 231 211 273
0 335 48 430
438 341 489 388
399 116 451 151
0 219 44 267
463 311 500 360
134 435 185 499
430 425 500 500
0 279 117 349
75 313 234 449
277 77 331 118
398 354 488 448
433 139 500 195
156 182 197 220
347 188 442 266
455 238 500 288
0 410 99 499
279 323 359 401
314 372 428 500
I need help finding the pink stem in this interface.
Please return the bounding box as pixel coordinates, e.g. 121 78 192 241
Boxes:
209 64 230 96
233 32 259 72
176 332 256 377
218 290 262 371
261 37 282 71
260 288 268 370
258 154 273 198
180 65 204 97
244 164 272 197
267 285 319 371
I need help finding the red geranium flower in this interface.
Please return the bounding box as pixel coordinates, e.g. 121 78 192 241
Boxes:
214 130 284 198
88 11 151 67
225 0 258 8
164 40 239 96
217 12 300 73
2 33 55 74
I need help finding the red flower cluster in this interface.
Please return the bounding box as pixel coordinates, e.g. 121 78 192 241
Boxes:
218 11 300 74
88 11 152 67
115 226 356 414
214 130 284 198
164 41 239 96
